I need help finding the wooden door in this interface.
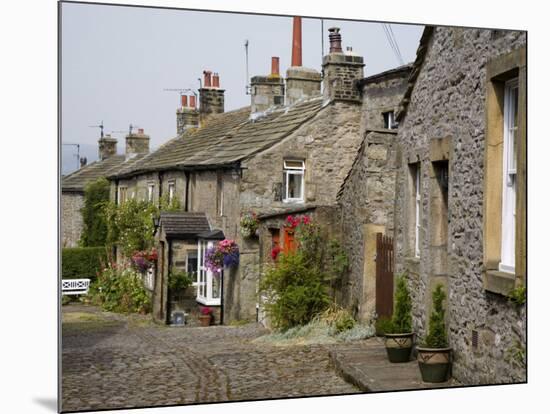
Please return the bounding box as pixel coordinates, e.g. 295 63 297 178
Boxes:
376 233 394 318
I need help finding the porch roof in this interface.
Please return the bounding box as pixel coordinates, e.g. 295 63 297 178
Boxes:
160 211 211 238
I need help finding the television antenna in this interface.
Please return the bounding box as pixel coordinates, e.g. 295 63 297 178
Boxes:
89 120 104 138
244 39 251 95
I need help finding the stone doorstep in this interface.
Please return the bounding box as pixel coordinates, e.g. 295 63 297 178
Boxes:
329 337 459 392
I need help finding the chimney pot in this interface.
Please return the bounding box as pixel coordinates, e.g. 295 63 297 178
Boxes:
189 95 196 108
212 73 220 88
328 27 343 53
138 128 144 134
291 16 302 67
181 95 188 107
203 70 212 87
271 57 280 76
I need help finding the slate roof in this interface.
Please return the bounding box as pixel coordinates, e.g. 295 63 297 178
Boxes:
396 26 434 122
160 211 211 238
110 97 325 178
61 155 127 192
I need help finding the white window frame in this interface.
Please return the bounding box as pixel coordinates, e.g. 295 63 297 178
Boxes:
196 240 221 306
499 78 518 274
118 186 127 204
147 183 155 202
283 160 305 203
413 164 421 258
168 182 175 204
383 111 396 130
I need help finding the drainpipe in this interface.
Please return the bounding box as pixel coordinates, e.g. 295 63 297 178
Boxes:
158 172 163 209
220 270 224 325
185 171 190 212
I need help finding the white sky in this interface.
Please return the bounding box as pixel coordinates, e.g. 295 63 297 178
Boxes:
61 3 423 174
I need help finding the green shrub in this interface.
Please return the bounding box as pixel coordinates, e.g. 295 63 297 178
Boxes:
375 316 395 335
80 177 110 247
62 247 108 281
260 251 330 331
424 284 448 348
391 274 412 333
509 285 526 307
104 199 159 257
321 305 356 334
89 264 151 314
159 193 182 211
168 268 193 291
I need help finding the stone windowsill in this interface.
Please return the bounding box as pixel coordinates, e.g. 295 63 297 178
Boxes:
483 269 516 296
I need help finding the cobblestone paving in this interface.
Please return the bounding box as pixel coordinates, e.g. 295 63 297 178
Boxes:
61 305 360 412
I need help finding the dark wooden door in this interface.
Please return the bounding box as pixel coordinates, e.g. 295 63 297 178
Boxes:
376 233 394 318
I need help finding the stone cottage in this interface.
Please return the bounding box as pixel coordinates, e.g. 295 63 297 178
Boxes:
107 19 377 325
337 63 412 321
391 26 526 384
61 129 151 247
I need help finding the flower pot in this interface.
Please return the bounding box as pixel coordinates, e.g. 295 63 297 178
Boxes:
385 332 415 363
198 314 212 327
240 227 255 238
417 346 452 383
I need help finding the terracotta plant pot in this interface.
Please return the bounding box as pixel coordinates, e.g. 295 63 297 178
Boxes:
198 314 212 327
417 346 452 383
385 332 415 363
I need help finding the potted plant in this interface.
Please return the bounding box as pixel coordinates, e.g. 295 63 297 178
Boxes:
198 306 213 327
417 284 452 383
240 212 259 238
383 274 415 363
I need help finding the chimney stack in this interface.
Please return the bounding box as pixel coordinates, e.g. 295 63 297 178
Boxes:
125 128 150 159
98 134 117 160
199 69 225 118
328 27 343 53
291 16 302 67
286 16 321 105
250 56 285 113
212 73 220 88
177 94 199 135
322 27 364 103
271 57 280 76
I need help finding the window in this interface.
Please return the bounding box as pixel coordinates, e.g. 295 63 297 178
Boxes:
118 186 127 204
409 163 421 258
168 181 175 204
186 250 198 280
283 160 305 202
147 183 155 202
196 240 221 306
499 78 518 274
383 111 396 129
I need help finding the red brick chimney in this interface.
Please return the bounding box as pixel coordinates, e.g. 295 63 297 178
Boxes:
271 57 280 77
291 16 302 67
212 72 220 88
203 70 212 87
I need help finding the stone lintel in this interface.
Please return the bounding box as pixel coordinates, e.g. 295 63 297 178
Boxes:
429 137 451 161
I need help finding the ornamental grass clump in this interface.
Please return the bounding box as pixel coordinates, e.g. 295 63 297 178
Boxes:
424 284 448 348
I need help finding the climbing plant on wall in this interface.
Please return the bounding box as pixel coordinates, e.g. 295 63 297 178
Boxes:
79 177 110 247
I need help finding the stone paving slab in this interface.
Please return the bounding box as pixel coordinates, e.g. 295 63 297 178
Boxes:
329 337 460 392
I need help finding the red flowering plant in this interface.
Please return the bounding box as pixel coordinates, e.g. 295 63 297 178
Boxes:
271 245 282 261
285 214 312 229
131 248 158 273
200 306 213 316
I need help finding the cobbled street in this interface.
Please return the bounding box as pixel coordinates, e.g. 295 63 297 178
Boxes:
61 305 360 412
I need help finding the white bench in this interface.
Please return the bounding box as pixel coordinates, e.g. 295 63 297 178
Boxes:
62 279 91 296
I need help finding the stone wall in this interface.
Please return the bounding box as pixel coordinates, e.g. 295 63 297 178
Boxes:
322 53 364 103
240 101 363 210
393 27 526 384
61 192 84 247
337 130 399 320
